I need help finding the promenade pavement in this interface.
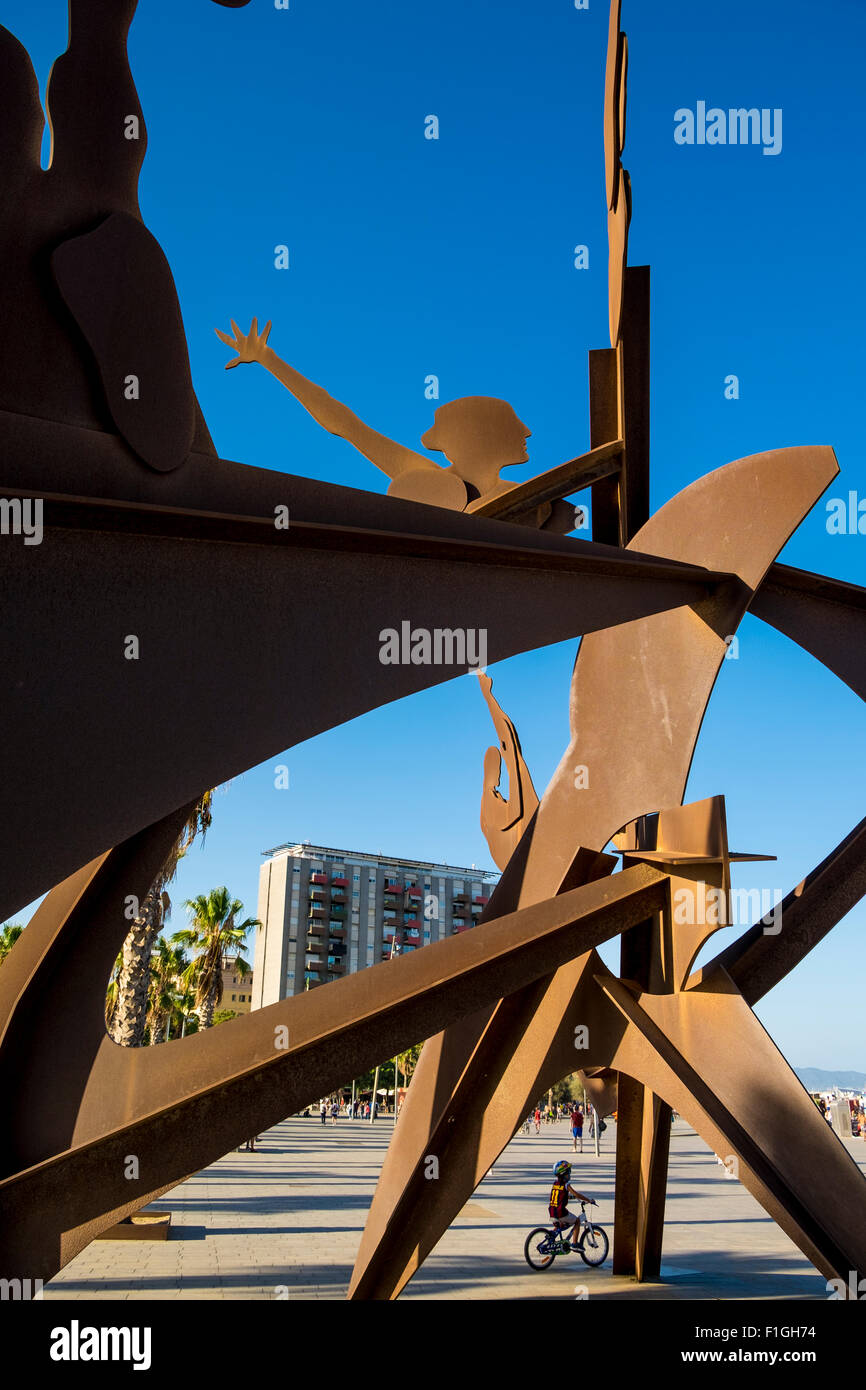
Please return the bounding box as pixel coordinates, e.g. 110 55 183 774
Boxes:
44 1116 865 1301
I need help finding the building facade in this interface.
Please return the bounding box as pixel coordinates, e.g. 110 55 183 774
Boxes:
221 957 254 1014
251 841 499 1007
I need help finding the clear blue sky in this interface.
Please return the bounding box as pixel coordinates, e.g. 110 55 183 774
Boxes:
7 0 865 1070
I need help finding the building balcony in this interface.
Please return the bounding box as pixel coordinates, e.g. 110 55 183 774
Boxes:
305 955 324 970
404 888 423 904
311 873 328 885
329 905 346 918
307 923 326 939
305 971 328 985
330 890 346 903
328 940 347 957
332 876 349 888
327 960 344 975
328 925 346 939
473 895 490 906
308 905 326 919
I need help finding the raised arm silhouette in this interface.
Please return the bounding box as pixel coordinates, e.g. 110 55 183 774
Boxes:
217 317 574 527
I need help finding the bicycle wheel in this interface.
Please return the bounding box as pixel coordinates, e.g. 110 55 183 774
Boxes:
579 1223 609 1266
524 1226 556 1270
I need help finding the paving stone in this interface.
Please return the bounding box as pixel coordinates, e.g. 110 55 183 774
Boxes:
42 1117 863 1301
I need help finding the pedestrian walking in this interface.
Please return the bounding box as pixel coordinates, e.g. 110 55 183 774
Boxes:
571 1103 585 1154
320 1100 327 1126
534 1106 541 1135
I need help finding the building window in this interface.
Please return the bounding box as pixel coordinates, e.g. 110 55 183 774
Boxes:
231 994 236 1001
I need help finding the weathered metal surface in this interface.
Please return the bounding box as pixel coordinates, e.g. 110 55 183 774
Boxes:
620 267 650 541
589 348 624 547
478 674 540 871
52 214 197 472
602 967 866 1290
0 465 728 925
0 2 216 453
703 814 866 1005
754 563 866 702
466 440 623 524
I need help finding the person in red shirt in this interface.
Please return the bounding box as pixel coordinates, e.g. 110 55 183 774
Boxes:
534 1107 542 1135
571 1103 585 1153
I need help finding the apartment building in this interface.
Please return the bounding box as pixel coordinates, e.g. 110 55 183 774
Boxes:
221 957 254 1014
251 841 499 1007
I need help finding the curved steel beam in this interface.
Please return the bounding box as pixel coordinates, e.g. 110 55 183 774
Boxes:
706 564 866 998
0 447 730 923
755 563 866 702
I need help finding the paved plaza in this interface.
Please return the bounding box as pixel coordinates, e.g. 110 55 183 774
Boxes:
44 1117 865 1301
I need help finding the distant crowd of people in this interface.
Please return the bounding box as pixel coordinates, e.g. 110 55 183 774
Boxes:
527 1101 608 1152
816 1095 866 1139
300 1098 382 1123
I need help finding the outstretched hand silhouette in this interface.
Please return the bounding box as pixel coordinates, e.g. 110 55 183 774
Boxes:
216 318 273 368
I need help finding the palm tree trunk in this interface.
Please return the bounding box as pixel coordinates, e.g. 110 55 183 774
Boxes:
110 890 162 1047
197 978 218 1031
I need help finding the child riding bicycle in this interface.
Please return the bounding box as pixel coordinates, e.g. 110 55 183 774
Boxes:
548 1160 595 1250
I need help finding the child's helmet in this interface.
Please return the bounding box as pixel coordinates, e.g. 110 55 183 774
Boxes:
553 1160 571 1180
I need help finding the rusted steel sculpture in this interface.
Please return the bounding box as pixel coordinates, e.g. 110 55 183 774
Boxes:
0 0 864 1301
478 674 540 872
347 3 866 1299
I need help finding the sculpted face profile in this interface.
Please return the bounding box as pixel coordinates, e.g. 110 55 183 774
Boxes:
216 318 569 524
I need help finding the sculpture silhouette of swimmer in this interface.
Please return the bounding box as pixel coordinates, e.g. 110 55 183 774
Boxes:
216 318 575 530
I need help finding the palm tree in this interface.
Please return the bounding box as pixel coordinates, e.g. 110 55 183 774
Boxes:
173 978 199 1038
109 792 213 1047
172 887 258 1031
105 949 124 1030
147 938 187 1044
0 923 24 966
